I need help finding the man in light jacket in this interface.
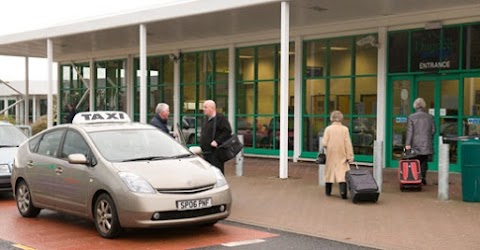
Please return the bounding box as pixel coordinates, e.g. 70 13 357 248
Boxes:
405 97 436 185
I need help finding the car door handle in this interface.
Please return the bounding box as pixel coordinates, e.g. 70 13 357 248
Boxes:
55 168 63 174
27 161 34 168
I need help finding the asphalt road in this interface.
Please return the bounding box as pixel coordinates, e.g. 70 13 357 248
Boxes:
0 192 374 250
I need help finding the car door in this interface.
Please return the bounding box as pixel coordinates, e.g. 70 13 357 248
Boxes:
55 129 92 216
26 128 66 207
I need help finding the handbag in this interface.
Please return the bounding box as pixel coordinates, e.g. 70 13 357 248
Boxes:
315 152 326 164
402 148 417 159
217 134 244 162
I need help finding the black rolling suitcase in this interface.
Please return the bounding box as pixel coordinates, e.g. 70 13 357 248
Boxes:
345 164 379 203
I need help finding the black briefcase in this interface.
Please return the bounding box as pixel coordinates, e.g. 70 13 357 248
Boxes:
216 134 244 162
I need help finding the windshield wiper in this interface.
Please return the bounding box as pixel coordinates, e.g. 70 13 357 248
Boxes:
121 154 192 162
168 153 193 159
121 156 169 162
0 144 18 148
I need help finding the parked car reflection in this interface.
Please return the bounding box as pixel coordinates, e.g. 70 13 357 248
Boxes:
236 118 268 148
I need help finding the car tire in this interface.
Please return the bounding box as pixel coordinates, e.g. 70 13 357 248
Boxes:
94 193 122 239
15 180 41 218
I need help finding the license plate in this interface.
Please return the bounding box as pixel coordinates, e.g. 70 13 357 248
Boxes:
176 198 212 211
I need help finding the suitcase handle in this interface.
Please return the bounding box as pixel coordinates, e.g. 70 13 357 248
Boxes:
349 162 359 170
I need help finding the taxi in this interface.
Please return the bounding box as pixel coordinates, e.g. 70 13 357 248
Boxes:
11 111 231 238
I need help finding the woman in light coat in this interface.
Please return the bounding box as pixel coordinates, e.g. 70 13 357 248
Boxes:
322 110 354 199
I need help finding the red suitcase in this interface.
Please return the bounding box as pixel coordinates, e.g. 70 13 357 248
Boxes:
398 159 422 191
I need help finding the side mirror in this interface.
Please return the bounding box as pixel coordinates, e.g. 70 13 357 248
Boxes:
68 153 88 165
189 146 203 155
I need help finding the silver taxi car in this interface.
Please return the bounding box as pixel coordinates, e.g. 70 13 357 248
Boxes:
0 121 29 192
11 111 231 238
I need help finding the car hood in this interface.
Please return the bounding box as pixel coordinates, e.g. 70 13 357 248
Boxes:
0 147 18 165
111 157 216 189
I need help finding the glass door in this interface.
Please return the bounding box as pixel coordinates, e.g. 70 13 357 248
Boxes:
387 75 462 172
416 76 460 172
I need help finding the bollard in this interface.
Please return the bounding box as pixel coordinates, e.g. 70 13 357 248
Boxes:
438 136 449 201
235 134 244 177
318 137 325 186
373 140 383 192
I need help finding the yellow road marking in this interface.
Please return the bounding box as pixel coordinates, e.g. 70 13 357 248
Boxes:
12 243 36 250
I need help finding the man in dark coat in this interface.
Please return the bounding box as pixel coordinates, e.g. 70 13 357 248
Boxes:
405 97 436 185
150 103 173 137
65 104 77 123
200 100 232 174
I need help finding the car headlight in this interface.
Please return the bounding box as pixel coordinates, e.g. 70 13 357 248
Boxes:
211 166 228 188
0 164 10 174
118 172 155 194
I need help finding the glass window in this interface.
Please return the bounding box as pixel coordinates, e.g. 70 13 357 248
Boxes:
330 38 352 76
355 35 378 75
441 79 459 116
37 129 65 157
392 80 411 116
443 27 460 70
463 24 480 69
61 130 90 159
355 77 377 115
134 55 173 121
305 40 326 78
388 32 408 73
305 79 327 115
89 129 190 162
179 49 228 144
59 63 90 124
95 60 126 112
258 81 275 115
238 48 254 82
329 78 351 115
463 77 480 116
258 45 276 80
304 117 326 152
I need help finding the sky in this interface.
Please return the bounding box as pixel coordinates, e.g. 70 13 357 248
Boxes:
0 0 179 82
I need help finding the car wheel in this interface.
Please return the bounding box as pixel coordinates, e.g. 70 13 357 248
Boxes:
94 193 122 239
15 180 41 218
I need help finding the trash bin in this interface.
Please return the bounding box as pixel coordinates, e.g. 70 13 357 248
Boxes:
460 137 480 202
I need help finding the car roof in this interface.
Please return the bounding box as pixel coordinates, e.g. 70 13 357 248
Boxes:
67 111 155 133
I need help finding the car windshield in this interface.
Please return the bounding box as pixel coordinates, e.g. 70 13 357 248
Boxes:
0 124 28 147
89 128 192 162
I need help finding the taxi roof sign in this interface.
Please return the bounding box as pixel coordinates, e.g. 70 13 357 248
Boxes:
72 111 131 125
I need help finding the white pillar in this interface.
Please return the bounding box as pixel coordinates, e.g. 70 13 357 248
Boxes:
318 137 325 186
236 134 244 176
228 45 235 126
32 96 37 123
377 27 387 160
24 57 29 125
126 55 134 117
139 24 147 123
438 137 450 200
89 59 95 112
374 140 384 192
279 1 290 179
47 39 53 128
173 50 181 133
293 36 302 162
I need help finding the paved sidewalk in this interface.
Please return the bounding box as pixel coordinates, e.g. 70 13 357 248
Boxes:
223 157 480 250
